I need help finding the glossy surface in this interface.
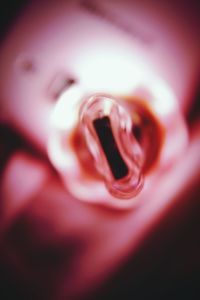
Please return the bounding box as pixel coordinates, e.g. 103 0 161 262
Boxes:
80 94 144 199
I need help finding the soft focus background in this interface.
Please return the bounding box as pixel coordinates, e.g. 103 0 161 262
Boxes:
0 0 200 299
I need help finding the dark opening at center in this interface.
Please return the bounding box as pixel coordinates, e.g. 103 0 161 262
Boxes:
93 116 129 180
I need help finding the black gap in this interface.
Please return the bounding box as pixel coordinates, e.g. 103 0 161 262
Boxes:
93 116 128 180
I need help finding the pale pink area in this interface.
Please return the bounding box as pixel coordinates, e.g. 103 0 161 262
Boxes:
0 0 199 150
0 151 50 230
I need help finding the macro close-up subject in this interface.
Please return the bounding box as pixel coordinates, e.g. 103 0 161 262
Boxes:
0 0 200 299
